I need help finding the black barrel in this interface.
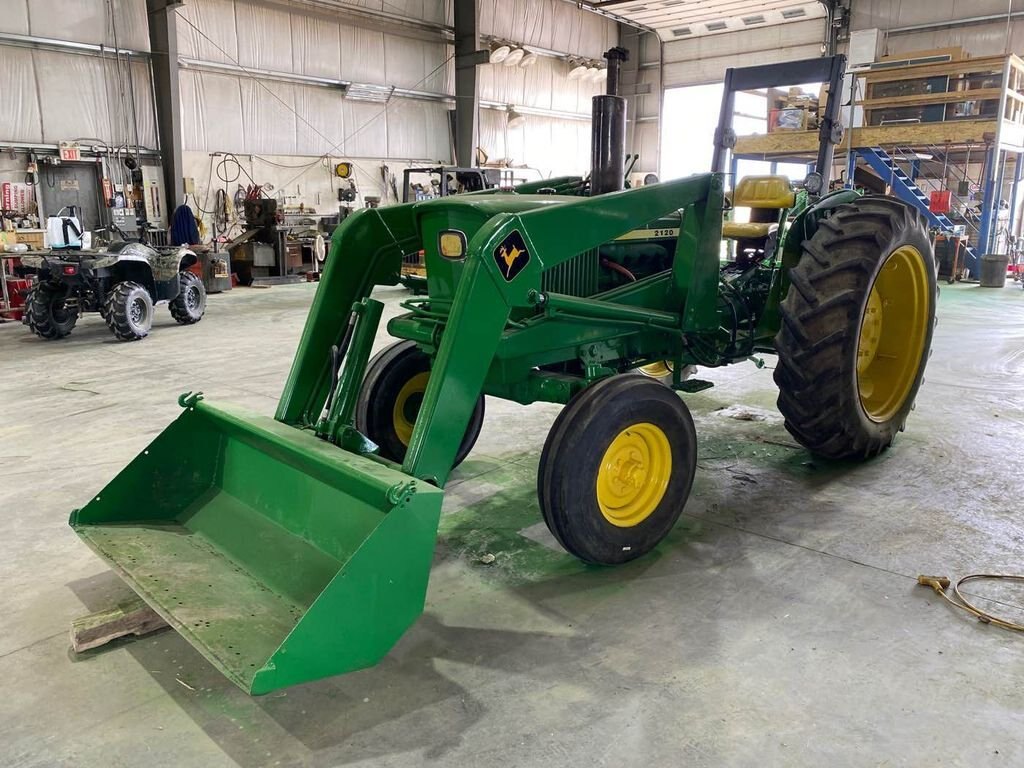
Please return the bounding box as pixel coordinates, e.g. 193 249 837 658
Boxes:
980 253 1010 287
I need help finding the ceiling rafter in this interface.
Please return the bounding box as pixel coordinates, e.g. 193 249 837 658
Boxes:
577 0 827 41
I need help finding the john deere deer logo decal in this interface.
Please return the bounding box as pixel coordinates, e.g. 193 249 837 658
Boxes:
493 230 530 281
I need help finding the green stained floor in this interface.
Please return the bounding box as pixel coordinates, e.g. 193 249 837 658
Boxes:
1 281 1024 767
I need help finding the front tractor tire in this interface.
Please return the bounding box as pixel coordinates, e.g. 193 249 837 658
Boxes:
774 196 937 460
26 283 77 339
169 271 206 324
537 375 697 565
104 281 154 341
356 340 485 469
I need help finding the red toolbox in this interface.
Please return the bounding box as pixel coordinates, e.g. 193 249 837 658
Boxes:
2 277 31 321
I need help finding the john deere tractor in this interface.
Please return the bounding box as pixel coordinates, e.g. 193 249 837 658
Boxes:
69 52 936 694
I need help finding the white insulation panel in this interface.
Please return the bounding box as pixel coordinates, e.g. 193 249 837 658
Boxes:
480 108 591 176
180 68 450 161
0 0 155 146
478 0 617 58
1 0 150 50
174 0 455 162
175 0 453 91
0 47 156 147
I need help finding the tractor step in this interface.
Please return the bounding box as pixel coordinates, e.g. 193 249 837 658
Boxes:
677 378 715 393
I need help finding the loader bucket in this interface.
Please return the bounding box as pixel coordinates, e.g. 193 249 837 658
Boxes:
69 398 443 695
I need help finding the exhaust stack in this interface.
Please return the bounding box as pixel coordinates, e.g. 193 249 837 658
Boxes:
590 47 629 196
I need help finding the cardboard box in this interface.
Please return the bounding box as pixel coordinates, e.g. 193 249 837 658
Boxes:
15 230 45 250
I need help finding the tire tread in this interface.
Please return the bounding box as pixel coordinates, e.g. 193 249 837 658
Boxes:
774 196 936 460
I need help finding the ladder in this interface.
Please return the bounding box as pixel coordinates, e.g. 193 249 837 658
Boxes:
856 147 978 271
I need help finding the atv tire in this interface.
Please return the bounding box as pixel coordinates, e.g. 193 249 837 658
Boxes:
104 281 154 341
27 283 77 339
169 271 206 324
774 196 937 460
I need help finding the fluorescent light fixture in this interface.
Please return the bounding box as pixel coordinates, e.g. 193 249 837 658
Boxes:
489 45 511 64
344 83 393 103
504 48 525 67
519 51 538 68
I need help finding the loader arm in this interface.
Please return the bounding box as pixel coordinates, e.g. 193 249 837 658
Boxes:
276 204 420 427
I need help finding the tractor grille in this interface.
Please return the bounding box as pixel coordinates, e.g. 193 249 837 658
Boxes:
541 249 600 297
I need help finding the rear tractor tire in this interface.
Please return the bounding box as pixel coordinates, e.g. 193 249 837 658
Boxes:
104 281 154 341
169 271 206 324
774 196 937 460
537 375 697 566
26 282 77 339
355 340 485 469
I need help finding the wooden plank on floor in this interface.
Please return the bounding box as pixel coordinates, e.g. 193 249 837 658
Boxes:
70 595 169 653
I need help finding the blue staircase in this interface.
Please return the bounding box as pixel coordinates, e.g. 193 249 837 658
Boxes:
856 147 978 270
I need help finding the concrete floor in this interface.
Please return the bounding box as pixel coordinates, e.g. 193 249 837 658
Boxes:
1 280 1023 767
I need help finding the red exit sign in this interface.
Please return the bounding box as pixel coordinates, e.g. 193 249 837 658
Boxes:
58 141 81 162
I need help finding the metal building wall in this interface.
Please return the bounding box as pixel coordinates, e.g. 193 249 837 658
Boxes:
851 0 1024 56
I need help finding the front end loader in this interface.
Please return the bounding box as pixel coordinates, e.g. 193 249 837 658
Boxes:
70 51 937 694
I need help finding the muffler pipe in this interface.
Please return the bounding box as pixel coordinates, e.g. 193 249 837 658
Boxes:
590 47 629 196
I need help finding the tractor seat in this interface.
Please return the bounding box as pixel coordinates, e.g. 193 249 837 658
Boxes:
723 175 794 241
729 175 796 209
722 221 778 239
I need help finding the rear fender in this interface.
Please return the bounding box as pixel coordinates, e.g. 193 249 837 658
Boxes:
756 189 863 341
783 188 862 266
110 258 158 299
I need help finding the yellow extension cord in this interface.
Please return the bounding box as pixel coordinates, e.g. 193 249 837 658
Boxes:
918 574 1024 632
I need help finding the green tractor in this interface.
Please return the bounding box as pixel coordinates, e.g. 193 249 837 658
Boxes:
69 52 937 694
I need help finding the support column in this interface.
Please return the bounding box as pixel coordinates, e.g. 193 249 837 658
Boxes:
453 0 486 168
146 0 184 210
993 150 1008 252
1008 154 1022 238
977 145 997 257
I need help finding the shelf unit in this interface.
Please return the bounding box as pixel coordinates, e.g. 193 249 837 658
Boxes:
733 53 1024 267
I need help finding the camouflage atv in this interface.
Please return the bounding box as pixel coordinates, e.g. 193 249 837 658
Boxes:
20 242 206 341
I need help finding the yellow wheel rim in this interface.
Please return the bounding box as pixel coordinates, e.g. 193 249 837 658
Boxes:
636 360 674 379
392 371 430 446
856 245 930 423
596 423 672 527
